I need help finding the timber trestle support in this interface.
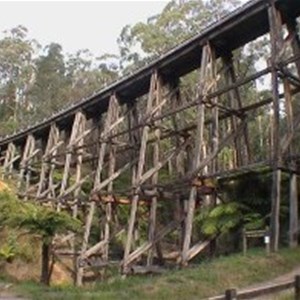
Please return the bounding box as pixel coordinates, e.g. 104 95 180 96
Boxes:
0 0 300 285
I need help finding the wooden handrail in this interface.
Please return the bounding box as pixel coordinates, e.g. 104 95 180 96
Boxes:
208 274 300 300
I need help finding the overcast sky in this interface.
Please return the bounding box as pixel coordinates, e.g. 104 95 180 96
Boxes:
0 1 168 56
0 1 251 58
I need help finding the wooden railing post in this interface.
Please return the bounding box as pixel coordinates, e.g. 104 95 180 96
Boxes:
225 288 237 300
242 228 247 255
295 275 300 300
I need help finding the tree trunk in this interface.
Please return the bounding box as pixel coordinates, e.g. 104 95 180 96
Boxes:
40 241 51 285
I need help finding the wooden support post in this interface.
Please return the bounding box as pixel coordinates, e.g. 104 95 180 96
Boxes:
127 101 141 184
170 79 185 249
37 124 60 199
242 228 247 255
57 111 87 214
18 137 31 190
172 83 185 178
103 96 119 261
76 94 120 286
287 19 300 78
127 101 141 256
289 171 298 248
24 136 36 199
123 70 158 273
207 48 218 255
181 43 213 266
222 54 251 167
2 145 10 178
7 144 14 179
210 47 218 174
2 143 15 179
54 112 86 283
18 134 36 199
147 74 163 266
268 1 282 252
295 275 300 300
284 19 300 248
281 62 299 248
73 115 87 218
265 227 270 255
59 113 82 206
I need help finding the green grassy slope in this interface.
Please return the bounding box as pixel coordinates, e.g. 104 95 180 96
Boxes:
10 247 300 300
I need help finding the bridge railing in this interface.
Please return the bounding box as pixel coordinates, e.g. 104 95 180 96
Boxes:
208 274 300 300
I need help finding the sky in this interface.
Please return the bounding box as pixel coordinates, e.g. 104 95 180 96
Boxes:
0 1 168 57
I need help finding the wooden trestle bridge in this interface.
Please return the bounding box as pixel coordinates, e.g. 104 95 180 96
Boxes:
1 0 300 285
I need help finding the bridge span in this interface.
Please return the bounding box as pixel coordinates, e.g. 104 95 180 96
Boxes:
0 0 300 285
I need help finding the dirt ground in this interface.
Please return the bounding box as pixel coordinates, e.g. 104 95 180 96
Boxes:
0 283 28 300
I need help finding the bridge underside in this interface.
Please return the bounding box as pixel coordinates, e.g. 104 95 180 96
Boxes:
1 0 300 285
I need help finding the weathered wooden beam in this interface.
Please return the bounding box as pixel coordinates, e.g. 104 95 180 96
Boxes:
178 237 214 263
2 142 17 179
58 174 91 200
123 71 158 273
182 43 211 266
268 1 282 252
103 95 119 261
147 73 163 266
222 54 250 167
76 94 122 286
59 112 84 206
286 18 300 78
37 124 61 199
82 240 108 260
18 134 36 196
123 220 180 268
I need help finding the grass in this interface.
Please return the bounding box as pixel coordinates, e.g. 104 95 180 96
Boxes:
4 247 300 300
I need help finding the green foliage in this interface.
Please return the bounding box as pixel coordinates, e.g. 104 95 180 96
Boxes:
195 199 267 237
0 26 38 134
118 0 240 70
13 203 81 240
195 202 243 236
0 25 119 135
0 191 20 227
29 43 70 120
243 213 265 230
0 233 18 262
0 190 82 243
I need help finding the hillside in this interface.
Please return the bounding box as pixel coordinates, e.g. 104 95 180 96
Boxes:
1 247 299 300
